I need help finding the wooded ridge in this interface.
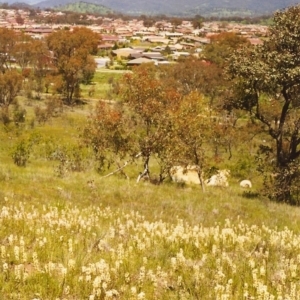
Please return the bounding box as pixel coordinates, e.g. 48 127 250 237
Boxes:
2 0 298 17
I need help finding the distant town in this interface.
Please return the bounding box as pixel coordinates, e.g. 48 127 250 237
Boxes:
0 6 269 67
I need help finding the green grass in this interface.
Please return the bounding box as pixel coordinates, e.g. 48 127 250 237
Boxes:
81 69 124 101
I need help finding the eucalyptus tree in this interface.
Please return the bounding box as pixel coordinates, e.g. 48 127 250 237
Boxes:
82 63 180 182
160 57 225 108
227 5 300 204
0 70 22 109
13 32 35 72
202 32 250 68
83 63 218 185
46 27 100 104
117 63 181 182
0 28 23 120
0 28 17 73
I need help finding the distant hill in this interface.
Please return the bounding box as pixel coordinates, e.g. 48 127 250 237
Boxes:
54 1 113 14
9 2 33 8
2 0 300 17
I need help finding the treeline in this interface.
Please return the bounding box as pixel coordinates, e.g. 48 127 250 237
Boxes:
0 26 99 120
205 14 273 24
0 2 272 26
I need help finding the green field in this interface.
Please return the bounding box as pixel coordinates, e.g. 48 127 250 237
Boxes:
1 70 300 299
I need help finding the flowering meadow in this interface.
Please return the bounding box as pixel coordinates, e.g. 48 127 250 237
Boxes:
1 193 300 300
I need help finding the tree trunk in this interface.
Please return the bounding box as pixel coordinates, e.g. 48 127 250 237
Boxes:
198 170 205 193
273 139 298 204
136 156 150 183
274 172 294 204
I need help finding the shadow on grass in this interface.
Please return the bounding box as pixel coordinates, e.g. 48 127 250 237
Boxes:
241 190 260 199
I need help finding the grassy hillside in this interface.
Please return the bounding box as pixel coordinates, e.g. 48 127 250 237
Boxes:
55 1 113 14
35 0 298 17
1 69 300 298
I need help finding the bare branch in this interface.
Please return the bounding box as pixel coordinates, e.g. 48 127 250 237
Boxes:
101 152 142 179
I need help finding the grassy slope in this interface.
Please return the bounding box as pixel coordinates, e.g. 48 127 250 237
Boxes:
2 154 300 232
0 69 299 232
1 69 300 298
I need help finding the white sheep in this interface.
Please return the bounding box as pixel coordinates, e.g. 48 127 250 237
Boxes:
170 166 230 187
170 165 201 185
240 179 252 188
205 169 230 187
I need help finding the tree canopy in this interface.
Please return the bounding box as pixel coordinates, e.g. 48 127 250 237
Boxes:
202 32 250 68
0 27 17 73
83 62 230 185
47 27 100 104
227 5 300 204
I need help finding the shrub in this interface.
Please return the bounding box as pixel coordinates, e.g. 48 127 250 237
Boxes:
13 104 26 126
231 156 256 179
11 139 31 167
34 106 49 124
88 86 95 97
0 107 11 125
34 97 63 124
53 145 91 177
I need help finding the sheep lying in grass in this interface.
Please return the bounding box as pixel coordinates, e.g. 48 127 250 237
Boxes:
240 179 252 188
170 166 230 187
170 165 201 185
205 169 230 187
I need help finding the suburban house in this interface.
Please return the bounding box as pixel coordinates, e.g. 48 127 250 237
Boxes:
112 48 143 59
127 57 154 66
129 51 166 60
